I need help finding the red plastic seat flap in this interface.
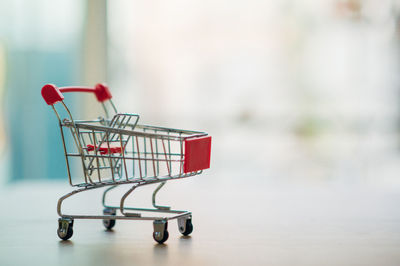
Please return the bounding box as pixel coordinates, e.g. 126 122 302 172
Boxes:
184 136 211 173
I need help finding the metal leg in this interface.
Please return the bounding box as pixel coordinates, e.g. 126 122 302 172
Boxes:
57 186 99 217
119 184 141 217
102 185 118 209
152 181 170 210
55 178 192 244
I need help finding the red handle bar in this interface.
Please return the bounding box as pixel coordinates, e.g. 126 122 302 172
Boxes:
41 83 112 105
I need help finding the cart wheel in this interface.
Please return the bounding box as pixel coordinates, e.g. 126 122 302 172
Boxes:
103 219 116 230
153 230 169 244
153 220 169 244
179 218 193 236
103 208 116 230
57 218 74 241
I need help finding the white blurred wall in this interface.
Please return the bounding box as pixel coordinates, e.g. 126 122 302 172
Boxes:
107 0 400 186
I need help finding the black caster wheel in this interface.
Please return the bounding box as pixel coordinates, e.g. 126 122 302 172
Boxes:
103 208 116 230
178 218 193 236
57 218 74 240
153 220 169 244
153 230 169 244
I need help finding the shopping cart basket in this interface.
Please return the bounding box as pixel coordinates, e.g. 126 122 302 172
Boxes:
41 83 211 243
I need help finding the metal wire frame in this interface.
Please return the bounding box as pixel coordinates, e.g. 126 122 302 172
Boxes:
62 120 206 187
49 98 207 225
50 100 206 187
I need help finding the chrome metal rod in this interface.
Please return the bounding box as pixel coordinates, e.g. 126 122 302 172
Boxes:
119 184 139 216
101 185 118 207
61 212 191 221
152 181 170 210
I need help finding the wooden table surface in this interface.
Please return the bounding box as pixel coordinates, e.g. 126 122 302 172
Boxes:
0 173 399 266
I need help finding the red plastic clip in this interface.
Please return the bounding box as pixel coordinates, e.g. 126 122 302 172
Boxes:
87 144 123 155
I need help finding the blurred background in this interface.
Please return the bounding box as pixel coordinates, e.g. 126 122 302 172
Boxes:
3 1 400 265
1 0 400 187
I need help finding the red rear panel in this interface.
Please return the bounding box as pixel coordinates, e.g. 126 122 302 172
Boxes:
184 136 212 173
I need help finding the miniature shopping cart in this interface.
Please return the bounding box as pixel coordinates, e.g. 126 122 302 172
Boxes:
41 83 211 244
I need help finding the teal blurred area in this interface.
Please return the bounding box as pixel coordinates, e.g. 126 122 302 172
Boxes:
0 0 84 181
6 51 79 181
